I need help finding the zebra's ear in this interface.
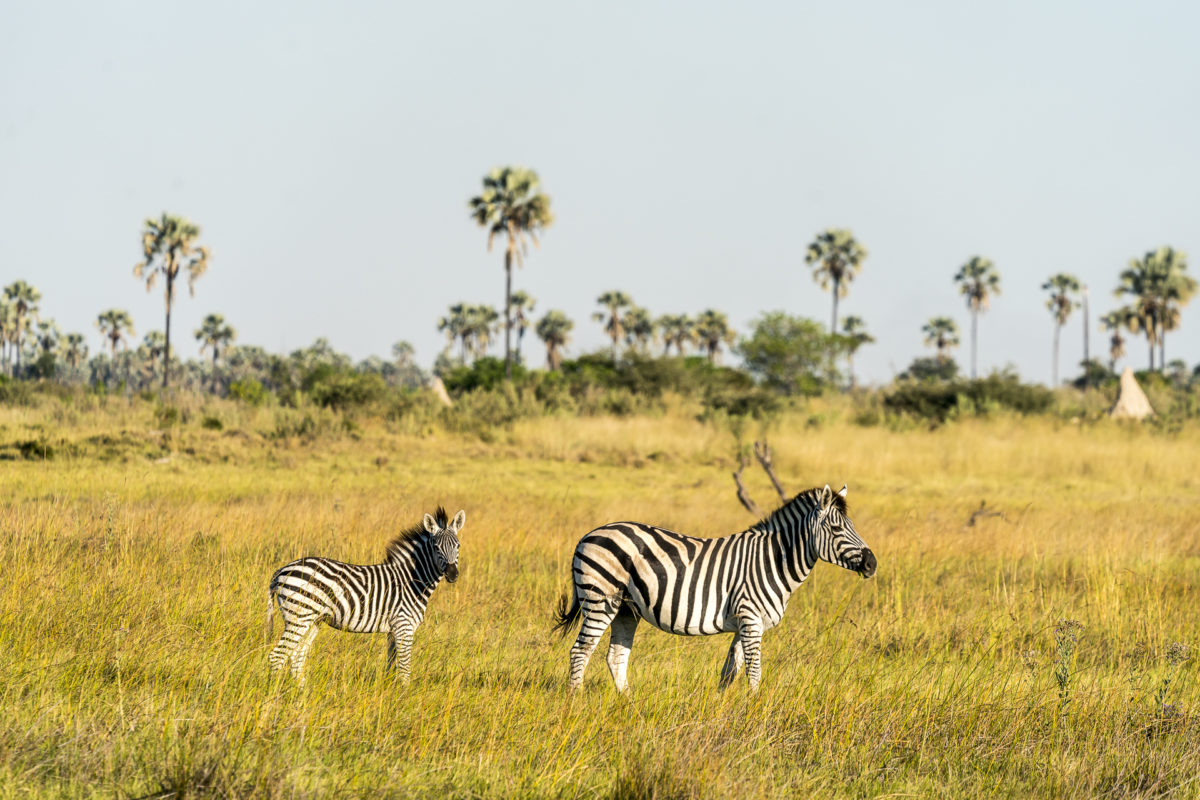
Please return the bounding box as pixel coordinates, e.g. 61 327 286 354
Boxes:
819 484 835 509
451 509 466 533
838 484 848 499
423 513 439 534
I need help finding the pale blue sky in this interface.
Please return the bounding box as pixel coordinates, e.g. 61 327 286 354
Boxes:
3 1 1198 383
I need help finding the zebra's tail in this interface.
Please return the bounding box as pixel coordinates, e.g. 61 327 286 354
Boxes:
551 586 582 638
265 584 277 644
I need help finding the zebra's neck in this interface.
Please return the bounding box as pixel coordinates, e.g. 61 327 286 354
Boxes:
386 535 443 596
753 495 819 595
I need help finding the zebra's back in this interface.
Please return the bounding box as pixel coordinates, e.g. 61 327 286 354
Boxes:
270 557 404 634
575 523 745 636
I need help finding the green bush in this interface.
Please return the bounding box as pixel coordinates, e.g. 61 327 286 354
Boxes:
228 378 269 406
899 357 959 382
0 376 36 407
303 367 387 410
883 371 1054 422
443 357 528 393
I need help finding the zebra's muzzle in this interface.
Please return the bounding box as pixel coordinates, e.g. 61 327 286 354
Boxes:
858 549 877 579
445 563 459 583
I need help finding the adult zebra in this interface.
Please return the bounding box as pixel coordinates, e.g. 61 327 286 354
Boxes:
553 485 875 693
266 507 465 684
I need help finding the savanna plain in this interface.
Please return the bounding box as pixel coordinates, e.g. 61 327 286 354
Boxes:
2 397 1198 799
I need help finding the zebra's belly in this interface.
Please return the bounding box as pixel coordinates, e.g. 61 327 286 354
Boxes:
328 613 388 634
631 601 737 637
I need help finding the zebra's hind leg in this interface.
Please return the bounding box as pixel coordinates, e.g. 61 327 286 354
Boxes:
719 633 745 690
289 622 320 685
605 605 639 694
269 620 308 675
568 593 621 692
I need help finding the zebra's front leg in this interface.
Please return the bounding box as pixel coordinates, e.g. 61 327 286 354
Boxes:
719 633 745 690
737 618 765 692
605 606 639 694
388 616 416 684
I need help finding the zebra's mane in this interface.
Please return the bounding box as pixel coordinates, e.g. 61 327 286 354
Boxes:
755 487 846 531
384 506 448 561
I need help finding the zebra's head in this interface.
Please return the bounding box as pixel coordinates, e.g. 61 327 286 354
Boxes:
423 508 466 583
808 484 876 579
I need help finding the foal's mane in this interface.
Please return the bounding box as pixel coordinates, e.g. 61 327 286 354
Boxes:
385 506 447 560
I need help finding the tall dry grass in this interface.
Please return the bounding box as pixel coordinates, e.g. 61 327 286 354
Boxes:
1 399 1198 797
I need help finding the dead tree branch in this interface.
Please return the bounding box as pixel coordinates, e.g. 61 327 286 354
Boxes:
966 500 1009 527
732 456 764 517
753 439 788 502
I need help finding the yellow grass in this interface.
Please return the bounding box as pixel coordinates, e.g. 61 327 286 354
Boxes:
1 397 1199 798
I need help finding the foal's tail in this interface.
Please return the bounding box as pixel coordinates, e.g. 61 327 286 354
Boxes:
265 584 278 644
551 584 582 639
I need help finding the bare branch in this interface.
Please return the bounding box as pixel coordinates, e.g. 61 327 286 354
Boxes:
732 457 764 518
967 500 1008 527
753 440 788 502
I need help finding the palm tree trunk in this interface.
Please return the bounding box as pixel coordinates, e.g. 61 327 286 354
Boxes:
971 311 978 380
831 279 839 333
1081 286 1089 377
504 241 513 381
1052 322 1060 386
163 277 173 391
212 347 219 394
1159 325 1165 372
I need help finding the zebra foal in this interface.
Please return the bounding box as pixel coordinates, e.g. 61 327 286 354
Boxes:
553 485 875 693
266 507 465 683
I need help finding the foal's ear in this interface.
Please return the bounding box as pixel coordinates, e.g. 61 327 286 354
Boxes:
423 513 439 534
451 510 466 533
837 484 848 499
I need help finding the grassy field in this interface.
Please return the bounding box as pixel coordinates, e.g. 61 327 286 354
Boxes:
1 397 1198 798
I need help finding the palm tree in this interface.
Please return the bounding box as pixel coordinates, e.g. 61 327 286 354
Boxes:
62 333 88 369
141 331 169 388
593 291 632 359
622 306 655 353
953 256 1000 379
467 305 501 360
194 313 237 394
694 310 735 364
133 213 211 389
922 317 960 363
1100 310 1129 371
438 304 474 362
469 167 554 380
3 280 41 375
841 315 874 388
509 290 536 365
97 310 136 359
392 341 415 367
535 310 573 371
1042 273 1081 386
805 229 867 333
657 314 695 356
0 299 12 374
1153 248 1196 369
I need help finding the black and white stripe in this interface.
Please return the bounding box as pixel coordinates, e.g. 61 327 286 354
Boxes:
266 507 465 683
553 485 875 692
